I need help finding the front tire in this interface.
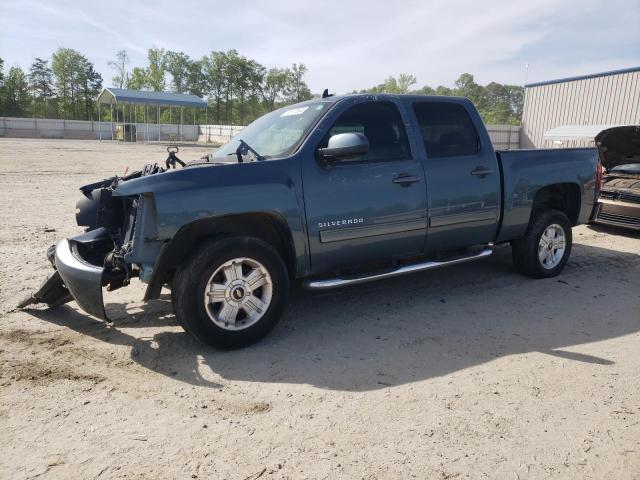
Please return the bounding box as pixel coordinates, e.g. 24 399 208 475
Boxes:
172 236 290 349
511 209 572 278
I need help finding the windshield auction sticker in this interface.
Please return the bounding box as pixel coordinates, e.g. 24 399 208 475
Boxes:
281 106 309 117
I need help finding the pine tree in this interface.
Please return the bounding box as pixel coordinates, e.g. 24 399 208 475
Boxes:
3 66 31 116
28 58 54 117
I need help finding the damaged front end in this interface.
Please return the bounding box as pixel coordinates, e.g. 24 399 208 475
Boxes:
18 164 165 319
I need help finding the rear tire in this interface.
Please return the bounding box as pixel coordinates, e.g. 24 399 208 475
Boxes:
172 236 289 349
511 209 572 278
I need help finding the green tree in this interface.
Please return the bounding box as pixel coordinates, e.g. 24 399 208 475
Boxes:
127 67 148 90
28 58 54 117
286 63 312 102
0 57 5 114
506 85 524 123
360 74 416 94
108 50 130 88
52 48 86 118
78 60 102 120
454 73 486 109
223 50 241 123
396 74 417 93
146 48 166 91
435 85 453 96
247 61 266 119
203 51 227 124
483 81 510 123
186 58 207 97
3 66 31 116
262 68 289 112
358 72 524 124
232 56 261 125
165 51 191 93
414 85 436 95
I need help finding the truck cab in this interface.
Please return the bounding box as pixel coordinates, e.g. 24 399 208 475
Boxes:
301 95 500 274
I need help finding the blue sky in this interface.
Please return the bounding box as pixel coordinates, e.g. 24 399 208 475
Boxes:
1 0 639 93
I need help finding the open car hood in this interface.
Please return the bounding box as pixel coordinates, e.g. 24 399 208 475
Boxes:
595 125 640 171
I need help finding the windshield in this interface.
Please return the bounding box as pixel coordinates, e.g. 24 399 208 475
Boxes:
611 163 640 174
213 102 330 160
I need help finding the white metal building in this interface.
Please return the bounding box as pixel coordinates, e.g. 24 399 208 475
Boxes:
521 67 640 148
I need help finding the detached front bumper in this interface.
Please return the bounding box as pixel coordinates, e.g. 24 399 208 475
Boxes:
54 238 108 320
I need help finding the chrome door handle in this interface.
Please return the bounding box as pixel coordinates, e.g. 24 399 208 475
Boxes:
470 167 494 177
393 174 422 186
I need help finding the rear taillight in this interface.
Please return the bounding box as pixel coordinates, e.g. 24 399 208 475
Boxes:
595 162 603 192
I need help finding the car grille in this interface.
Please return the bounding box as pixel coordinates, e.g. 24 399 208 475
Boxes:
599 190 640 204
596 211 640 228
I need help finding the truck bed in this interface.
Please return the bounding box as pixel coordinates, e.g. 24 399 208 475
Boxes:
495 148 600 243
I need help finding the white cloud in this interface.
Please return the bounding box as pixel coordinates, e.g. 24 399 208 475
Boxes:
1 0 638 92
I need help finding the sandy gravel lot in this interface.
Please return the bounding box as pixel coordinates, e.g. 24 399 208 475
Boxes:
0 138 639 479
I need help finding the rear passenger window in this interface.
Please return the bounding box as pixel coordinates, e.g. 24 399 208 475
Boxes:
412 102 480 158
321 101 411 161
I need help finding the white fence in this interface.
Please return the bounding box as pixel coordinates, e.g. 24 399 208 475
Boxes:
198 124 245 143
199 123 523 149
1 117 522 149
485 124 521 150
0 117 199 142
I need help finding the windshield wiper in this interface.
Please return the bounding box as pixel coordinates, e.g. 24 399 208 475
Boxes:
233 139 264 163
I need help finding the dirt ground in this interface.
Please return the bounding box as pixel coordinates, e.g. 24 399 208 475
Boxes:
0 138 639 480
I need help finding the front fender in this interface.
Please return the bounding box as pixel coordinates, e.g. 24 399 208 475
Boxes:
113 158 309 294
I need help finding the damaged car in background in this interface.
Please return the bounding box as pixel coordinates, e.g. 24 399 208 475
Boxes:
591 125 640 231
19 94 601 349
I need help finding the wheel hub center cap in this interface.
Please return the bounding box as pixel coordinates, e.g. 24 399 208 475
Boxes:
231 286 246 300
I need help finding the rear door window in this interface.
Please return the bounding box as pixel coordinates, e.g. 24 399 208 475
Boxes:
412 102 480 158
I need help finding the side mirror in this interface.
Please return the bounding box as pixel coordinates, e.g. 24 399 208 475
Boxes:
317 132 369 162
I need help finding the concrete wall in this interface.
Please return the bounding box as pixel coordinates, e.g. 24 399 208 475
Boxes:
521 68 640 148
198 124 245 143
198 123 522 149
0 117 199 141
485 124 521 150
1 117 521 149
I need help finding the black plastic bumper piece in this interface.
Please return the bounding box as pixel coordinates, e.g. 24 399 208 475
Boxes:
16 270 72 309
54 238 108 320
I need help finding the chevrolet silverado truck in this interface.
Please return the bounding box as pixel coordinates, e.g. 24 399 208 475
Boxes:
19 94 601 348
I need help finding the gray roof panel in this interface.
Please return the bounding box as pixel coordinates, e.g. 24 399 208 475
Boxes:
97 88 207 107
525 66 640 89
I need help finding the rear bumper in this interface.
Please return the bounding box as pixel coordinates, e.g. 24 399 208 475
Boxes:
54 238 108 320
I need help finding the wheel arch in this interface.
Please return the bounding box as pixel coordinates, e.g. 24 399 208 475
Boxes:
531 182 582 226
143 212 296 301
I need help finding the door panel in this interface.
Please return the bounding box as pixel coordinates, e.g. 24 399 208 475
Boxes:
301 101 427 274
303 159 427 273
411 101 501 252
424 153 500 251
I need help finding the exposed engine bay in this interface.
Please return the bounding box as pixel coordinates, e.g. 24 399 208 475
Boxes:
17 150 183 316
592 125 640 230
74 163 165 288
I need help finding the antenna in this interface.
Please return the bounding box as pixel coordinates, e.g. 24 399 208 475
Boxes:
322 89 333 99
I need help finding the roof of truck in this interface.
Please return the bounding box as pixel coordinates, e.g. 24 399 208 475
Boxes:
310 93 470 103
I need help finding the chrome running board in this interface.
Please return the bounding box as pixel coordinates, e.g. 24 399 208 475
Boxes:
303 248 493 290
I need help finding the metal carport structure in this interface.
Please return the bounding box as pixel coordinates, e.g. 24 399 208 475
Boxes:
96 88 208 142
543 124 629 147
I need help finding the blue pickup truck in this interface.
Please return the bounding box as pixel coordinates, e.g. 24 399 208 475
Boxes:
21 94 601 348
